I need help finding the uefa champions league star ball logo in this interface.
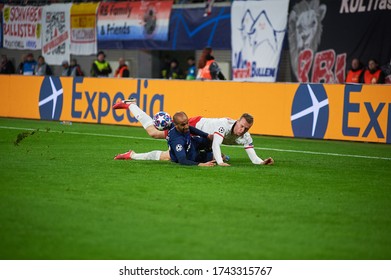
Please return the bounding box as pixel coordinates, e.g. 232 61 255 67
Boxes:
176 144 183 152
291 84 329 139
39 76 64 121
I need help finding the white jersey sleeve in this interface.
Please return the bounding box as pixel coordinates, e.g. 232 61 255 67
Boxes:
196 118 263 164
240 133 264 164
245 147 264 164
196 118 234 165
212 132 225 165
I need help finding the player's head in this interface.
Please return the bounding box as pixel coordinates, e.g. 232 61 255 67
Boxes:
233 113 254 136
173 111 189 134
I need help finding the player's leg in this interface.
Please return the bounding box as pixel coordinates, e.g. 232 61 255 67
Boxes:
146 125 165 139
114 150 170 161
158 151 171 161
113 99 165 139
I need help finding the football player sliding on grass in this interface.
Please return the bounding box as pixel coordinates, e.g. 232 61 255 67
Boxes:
113 99 274 166
131 111 216 166
113 110 228 166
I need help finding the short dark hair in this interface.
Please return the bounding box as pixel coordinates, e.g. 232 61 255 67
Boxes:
240 113 254 124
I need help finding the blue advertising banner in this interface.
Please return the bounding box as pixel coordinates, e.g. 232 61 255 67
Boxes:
288 0 391 83
98 6 231 50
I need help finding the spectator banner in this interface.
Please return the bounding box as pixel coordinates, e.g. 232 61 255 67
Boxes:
288 0 391 83
2 5 42 50
165 6 231 50
382 62 391 84
42 3 72 65
97 6 231 50
1 76 391 144
231 0 289 82
97 1 173 41
70 3 99 56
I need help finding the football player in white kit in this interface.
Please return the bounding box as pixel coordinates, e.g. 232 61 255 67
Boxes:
113 99 274 166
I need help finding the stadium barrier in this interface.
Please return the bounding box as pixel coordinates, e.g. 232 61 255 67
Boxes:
0 75 390 143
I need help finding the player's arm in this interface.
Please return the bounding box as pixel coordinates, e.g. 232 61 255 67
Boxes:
189 126 208 138
245 145 263 164
212 133 230 166
170 138 204 166
176 151 214 166
172 139 215 167
245 145 274 165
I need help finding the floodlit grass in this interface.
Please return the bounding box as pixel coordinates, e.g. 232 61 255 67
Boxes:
0 117 390 260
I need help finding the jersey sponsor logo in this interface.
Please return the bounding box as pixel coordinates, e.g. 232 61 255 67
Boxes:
39 76 64 120
176 144 183 152
218 126 225 134
291 84 329 138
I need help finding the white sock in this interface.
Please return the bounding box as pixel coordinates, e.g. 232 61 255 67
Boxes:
129 104 154 129
131 150 162 161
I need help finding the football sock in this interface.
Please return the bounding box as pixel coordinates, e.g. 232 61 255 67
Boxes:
129 104 154 129
131 151 162 161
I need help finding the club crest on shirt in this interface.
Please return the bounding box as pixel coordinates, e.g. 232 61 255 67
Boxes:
218 127 225 134
176 144 183 152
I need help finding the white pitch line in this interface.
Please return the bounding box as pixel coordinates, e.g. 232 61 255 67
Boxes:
0 125 165 142
1 125 391 161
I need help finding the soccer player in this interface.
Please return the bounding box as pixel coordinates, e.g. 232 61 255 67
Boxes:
116 112 215 167
113 99 274 166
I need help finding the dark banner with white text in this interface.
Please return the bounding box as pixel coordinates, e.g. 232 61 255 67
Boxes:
288 0 391 83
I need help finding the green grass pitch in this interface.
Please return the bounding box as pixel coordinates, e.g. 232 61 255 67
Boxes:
0 117 390 260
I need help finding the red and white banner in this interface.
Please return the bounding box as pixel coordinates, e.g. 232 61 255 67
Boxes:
70 3 99 55
42 3 72 65
97 1 173 41
231 0 289 82
2 5 42 50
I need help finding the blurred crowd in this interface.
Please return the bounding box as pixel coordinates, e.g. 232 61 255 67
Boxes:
0 47 228 81
0 0 230 5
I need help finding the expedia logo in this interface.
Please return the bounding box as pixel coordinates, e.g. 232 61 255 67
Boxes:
39 76 63 120
291 84 329 139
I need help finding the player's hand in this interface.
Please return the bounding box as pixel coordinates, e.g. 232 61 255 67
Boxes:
198 161 216 167
207 134 214 141
218 162 230 166
262 157 274 165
